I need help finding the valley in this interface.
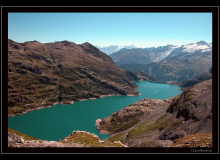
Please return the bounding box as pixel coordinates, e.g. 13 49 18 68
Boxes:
7 39 213 149
111 41 212 83
8 39 212 116
8 79 212 148
8 80 182 141
5 11 216 153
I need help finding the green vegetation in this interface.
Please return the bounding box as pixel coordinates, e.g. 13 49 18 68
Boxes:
8 128 125 147
114 119 140 132
127 114 171 139
62 131 124 147
173 119 182 126
8 128 39 141
159 117 171 131
184 90 194 101
108 132 128 142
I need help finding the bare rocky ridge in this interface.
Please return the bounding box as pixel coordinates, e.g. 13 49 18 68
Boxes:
97 79 212 147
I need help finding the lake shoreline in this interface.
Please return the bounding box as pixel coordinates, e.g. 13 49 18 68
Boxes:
8 80 179 117
8 80 182 141
8 93 141 117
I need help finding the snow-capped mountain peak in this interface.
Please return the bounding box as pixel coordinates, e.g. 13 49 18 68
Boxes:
182 41 212 53
116 44 136 51
96 44 136 55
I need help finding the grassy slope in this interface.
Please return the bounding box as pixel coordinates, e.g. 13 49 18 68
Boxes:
8 39 139 115
8 128 39 141
8 128 124 147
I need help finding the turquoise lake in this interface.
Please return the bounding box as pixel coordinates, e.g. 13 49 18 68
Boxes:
8 81 182 141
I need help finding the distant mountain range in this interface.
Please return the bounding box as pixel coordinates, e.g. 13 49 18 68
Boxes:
110 41 212 66
119 41 212 83
95 44 136 55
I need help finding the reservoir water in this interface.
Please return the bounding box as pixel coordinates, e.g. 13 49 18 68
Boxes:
8 81 182 141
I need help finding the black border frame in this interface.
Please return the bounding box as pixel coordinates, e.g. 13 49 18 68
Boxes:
1 6 219 154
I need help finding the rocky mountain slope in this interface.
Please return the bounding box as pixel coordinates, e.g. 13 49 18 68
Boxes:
8 39 139 115
110 45 175 66
135 71 156 82
97 79 212 147
121 44 212 84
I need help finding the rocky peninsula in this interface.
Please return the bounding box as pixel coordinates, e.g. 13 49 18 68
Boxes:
96 79 212 147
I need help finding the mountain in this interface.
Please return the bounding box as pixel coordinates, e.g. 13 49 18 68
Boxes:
110 41 212 67
8 39 139 115
97 79 212 147
110 45 177 66
95 44 136 55
165 41 212 60
120 41 212 83
135 71 156 82
179 67 212 88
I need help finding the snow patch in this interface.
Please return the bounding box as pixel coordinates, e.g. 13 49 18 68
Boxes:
116 44 136 51
182 43 211 53
153 45 181 62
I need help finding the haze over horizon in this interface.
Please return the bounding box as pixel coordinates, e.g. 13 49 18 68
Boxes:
8 13 212 48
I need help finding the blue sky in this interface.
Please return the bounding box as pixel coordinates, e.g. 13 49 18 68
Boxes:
8 13 212 48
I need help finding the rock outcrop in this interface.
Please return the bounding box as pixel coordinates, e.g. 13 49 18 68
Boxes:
8 130 126 148
8 133 82 147
98 79 212 147
98 97 173 134
170 134 212 147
